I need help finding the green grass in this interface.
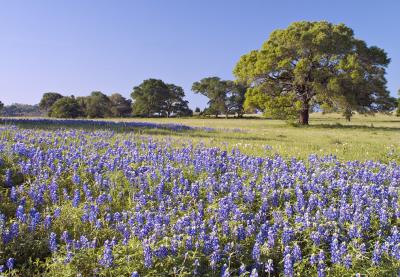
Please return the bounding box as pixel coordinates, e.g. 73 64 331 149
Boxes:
3 113 400 162
105 113 400 162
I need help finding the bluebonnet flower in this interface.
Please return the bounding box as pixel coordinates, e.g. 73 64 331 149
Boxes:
317 250 326 277
49 232 57 253
265 259 273 274
6 258 15 270
220 264 230 277
72 189 80 207
343 254 352 269
249 268 258 277
5 169 12 187
131 272 139 277
143 244 153 268
16 205 26 222
44 215 52 229
193 259 200 275
252 242 261 263
54 207 61 218
99 240 114 268
292 243 302 262
372 241 382 265
283 253 293 277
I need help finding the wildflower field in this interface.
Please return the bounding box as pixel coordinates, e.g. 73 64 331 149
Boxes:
0 115 399 276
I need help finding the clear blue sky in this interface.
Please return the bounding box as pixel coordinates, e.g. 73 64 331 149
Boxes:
1 0 399 108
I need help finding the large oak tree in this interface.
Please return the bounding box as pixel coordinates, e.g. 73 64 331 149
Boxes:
234 21 396 124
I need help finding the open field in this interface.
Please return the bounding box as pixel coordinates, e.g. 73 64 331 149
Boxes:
3 113 399 162
109 113 400 162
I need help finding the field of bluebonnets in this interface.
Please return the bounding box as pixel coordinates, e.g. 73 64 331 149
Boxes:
0 116 399 276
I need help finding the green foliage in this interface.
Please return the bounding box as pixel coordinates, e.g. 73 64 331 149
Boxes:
86 91 112 118
234 21 396 124
1 104 42 116
49 97 84 118
109 93 132 117
131 79 191 117
164 84 192 117
76 96 88 117
39 93 64 114
192 77 246 118
0 101 3 114
131 79 169 117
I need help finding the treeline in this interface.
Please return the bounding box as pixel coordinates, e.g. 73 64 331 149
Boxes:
0 103 42 117
33 77 248 119
39 91 133 118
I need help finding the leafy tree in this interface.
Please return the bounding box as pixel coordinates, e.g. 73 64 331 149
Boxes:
397 90 400 117
227 82 247 117
76 96 89 117
0 101 3 114
131 79 170 117
39 93 64 114
163 84 192 117
2 104 42 116
109 93 132 117
192 77 245 118
131 79 192 117
194 107 201 113
86 91 112 118
192 77 230 117
234 21 397 124
49 97 83 118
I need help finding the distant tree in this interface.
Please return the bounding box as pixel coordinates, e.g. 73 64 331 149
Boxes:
76 96 89 117
234 21 397 124
192 77 229 117
86 91 112 118
194 107 201 113
39 92 64 114
0 101 3 114
397 90 400 117
163 84 192 117
227 82 247 117
49 97 83 118
109 93 132 117
131 79 170 117
2 104 42 116
192 77 245 118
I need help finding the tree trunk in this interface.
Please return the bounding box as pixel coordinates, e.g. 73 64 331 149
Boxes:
299 107 309 125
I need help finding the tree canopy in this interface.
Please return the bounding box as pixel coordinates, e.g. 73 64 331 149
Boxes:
192 77 246 117
49 97 83 118
109 93 132 117
234 21 397 124
163 84 192 117
0 101 3 114
39 92 64 114
2 104 42 116
131 79 191 117
86 91 112 118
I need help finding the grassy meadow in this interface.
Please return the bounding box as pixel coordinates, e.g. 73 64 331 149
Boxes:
2 113 400 162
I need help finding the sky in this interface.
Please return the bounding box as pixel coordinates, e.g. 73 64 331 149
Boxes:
0 0 399 109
